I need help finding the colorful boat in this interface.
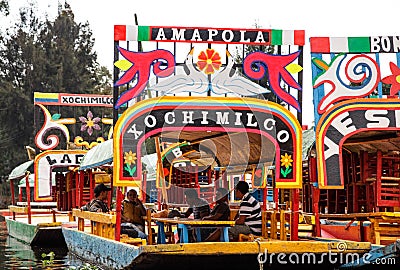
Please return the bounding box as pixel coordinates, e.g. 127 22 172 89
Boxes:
301 35 400 246
5 160 67 247
60 23 400 269
3 92 114 247
4 22 400 269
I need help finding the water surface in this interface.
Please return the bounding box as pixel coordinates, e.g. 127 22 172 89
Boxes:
0 220 103 269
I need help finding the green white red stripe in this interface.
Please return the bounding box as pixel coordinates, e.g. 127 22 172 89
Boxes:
271 29 305 46
114 25 304 46
310 37 371 53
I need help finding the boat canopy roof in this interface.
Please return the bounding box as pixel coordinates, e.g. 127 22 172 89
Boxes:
18 173 56 187
8 160 34 181
18 173 34 187
79 140 113 170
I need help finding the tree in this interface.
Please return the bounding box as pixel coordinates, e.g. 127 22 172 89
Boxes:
0 0 9 16
0 2 112 179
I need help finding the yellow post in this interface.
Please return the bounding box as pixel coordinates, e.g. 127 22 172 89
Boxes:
280 210 286 240
155 137 168 205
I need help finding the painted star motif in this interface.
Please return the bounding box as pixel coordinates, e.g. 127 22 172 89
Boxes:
382 62 400 97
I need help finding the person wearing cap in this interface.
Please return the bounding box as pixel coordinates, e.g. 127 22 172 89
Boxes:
183 188 210 219
88 183 112 212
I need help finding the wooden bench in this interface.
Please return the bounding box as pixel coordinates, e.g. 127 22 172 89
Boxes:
262 210 292 240
369 213 400 245
237 210 293 242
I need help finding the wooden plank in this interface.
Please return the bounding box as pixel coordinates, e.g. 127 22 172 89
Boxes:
140 241 371 255
381 176 400 181
8 205 28 214
72 209 116 224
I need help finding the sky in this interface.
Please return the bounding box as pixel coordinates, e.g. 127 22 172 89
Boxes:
5 0 400 126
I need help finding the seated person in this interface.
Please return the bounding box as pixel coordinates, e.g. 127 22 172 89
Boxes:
206 181 262 241
202 188 230 241
183 188 210 219
174 188 210 243
120 189 147 239
202 188 230 221
81 183 111 213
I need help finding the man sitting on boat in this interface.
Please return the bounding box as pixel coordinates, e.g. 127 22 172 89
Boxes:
202 188 230 221
205 181 262 241
82 183 111 212
172 188 210 242
182 188 210 219
120 189 147 239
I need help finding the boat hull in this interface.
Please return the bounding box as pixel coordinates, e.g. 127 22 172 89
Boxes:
62 227 140 269
5 217 36 244
5 217 66 247
62 227 373 270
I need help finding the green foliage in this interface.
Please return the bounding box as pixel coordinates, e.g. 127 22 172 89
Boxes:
0 2 112 179
0 0 9 16
41 250 99 269
41 251 55 267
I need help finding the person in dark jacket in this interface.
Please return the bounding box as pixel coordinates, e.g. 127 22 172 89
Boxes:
202 188 231 241
87 183 112 212
202 188 230 221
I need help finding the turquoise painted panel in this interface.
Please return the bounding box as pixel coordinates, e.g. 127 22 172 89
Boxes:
5 218 37 244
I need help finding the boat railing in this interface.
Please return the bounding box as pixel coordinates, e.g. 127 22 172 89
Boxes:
71 208 147 246
7 204 33 224
8 205 74 224
239 210 317 242
72 208 117 239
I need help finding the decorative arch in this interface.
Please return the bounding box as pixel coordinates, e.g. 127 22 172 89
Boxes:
316 99 400 188
113 96 302 188
34 150 86 201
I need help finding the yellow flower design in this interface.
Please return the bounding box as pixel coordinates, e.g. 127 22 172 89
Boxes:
124 151 137 166
280 153 293 168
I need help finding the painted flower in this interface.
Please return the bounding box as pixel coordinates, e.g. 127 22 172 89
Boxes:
79 111 101 136
382 62 400 96
124 150 137 166
197 49 222 74
280 153 293 168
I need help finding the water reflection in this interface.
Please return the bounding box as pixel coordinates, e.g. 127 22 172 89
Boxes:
0 221 103 269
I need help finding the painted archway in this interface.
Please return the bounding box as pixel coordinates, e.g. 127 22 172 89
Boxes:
34 150 87 201
113 96 302 188
316 99 400 188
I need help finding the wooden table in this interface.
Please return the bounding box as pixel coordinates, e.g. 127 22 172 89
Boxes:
152 217 235 244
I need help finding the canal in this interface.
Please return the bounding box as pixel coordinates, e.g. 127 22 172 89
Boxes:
0 219 106 269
